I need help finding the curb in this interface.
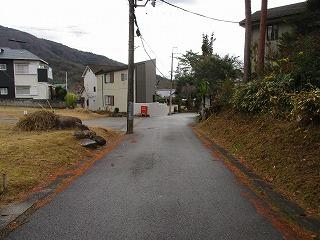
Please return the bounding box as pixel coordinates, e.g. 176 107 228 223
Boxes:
191 125 320 239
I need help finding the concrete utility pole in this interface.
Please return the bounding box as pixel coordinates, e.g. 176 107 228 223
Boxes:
127 0 135 134
169 47 177 115
127 0 156 134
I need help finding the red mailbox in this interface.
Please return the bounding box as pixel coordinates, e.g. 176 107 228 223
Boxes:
141 105 148 117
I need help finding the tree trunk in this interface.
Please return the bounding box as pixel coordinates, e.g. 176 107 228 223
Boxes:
257 0 268 76
244 0 252 82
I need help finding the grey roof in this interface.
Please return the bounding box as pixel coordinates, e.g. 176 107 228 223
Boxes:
239 2 307 27
0 47 47 64
88 64 128 75
86 59 156 75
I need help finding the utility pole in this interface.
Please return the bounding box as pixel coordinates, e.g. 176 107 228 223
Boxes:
169 47 178 115
169 48 175 115
127 0 155 133
127 0 135 134
65 71 68 92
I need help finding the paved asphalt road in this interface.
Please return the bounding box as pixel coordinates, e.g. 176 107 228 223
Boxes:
83 117 128 131
5 113 283 240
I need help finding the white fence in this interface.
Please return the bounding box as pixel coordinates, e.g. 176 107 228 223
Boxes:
134 102 169 117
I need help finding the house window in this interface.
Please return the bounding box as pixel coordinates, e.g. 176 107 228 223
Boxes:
121 73 128 81
0 87 8 95
15 64 29 74
93 86 96 92
267 24 279 41
109 72 114 83
105 95 114 106
16 86 30 95
103 74 108 84
0 64 7 71
103 73 114 83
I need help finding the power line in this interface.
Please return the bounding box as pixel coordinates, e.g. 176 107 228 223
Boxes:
133 13 169 79
140 37 168 78
159 0 239 24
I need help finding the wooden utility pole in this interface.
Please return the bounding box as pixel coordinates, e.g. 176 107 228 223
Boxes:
257 0 268 76
244 0 252 82
127 0 135 134
127 0 155 133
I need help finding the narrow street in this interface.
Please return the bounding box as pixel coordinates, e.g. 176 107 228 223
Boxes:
5 114 282 240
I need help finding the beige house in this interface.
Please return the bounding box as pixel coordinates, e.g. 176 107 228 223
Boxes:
82 60 157 112
239 2 307 70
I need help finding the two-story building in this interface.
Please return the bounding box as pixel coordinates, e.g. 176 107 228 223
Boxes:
81 60 157 112
239 1 307 70
0 48 53 100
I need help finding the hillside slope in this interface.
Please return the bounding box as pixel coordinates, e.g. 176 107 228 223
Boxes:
0 25 125 90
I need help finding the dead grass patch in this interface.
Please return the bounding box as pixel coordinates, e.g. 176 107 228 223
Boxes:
0 124 120 207
197 110 320 218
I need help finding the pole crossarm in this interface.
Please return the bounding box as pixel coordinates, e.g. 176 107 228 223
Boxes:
134 0 150 7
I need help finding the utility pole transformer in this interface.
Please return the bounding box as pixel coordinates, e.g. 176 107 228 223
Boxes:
127 0 155 134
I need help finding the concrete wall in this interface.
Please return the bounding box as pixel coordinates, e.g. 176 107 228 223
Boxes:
134 102 169 117
0 99 65 108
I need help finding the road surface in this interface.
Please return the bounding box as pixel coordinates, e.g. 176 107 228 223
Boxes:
5 113 282 239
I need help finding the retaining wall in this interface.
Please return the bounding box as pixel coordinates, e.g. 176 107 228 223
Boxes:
0 99 66 109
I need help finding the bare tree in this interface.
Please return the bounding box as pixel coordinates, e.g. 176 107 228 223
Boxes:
257 0 268 76
244 0 252 82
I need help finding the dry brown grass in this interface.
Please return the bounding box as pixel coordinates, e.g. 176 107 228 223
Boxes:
0 106 105 121
197 111 320 217
0 124 120 207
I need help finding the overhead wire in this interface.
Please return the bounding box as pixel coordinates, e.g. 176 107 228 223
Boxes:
133 13 169 79
159 0 239 24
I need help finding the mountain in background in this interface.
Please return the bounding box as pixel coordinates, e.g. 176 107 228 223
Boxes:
0 25 125 91
156 75 176 89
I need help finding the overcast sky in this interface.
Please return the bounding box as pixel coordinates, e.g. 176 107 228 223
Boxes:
1 0 305 78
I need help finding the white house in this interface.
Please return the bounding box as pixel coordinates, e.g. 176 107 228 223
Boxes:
0 48 53 100
82 60 157 112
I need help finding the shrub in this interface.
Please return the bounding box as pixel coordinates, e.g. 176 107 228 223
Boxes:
278 33 320 90
232 74 294 117
291 88 320 124
64 93 77 108
114 107 119 113
55 86 67 101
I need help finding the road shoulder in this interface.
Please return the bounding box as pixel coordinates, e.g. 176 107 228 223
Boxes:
191 125 320 240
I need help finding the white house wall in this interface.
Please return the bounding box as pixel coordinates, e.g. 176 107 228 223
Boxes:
82 67 98 110
14 60 50 99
